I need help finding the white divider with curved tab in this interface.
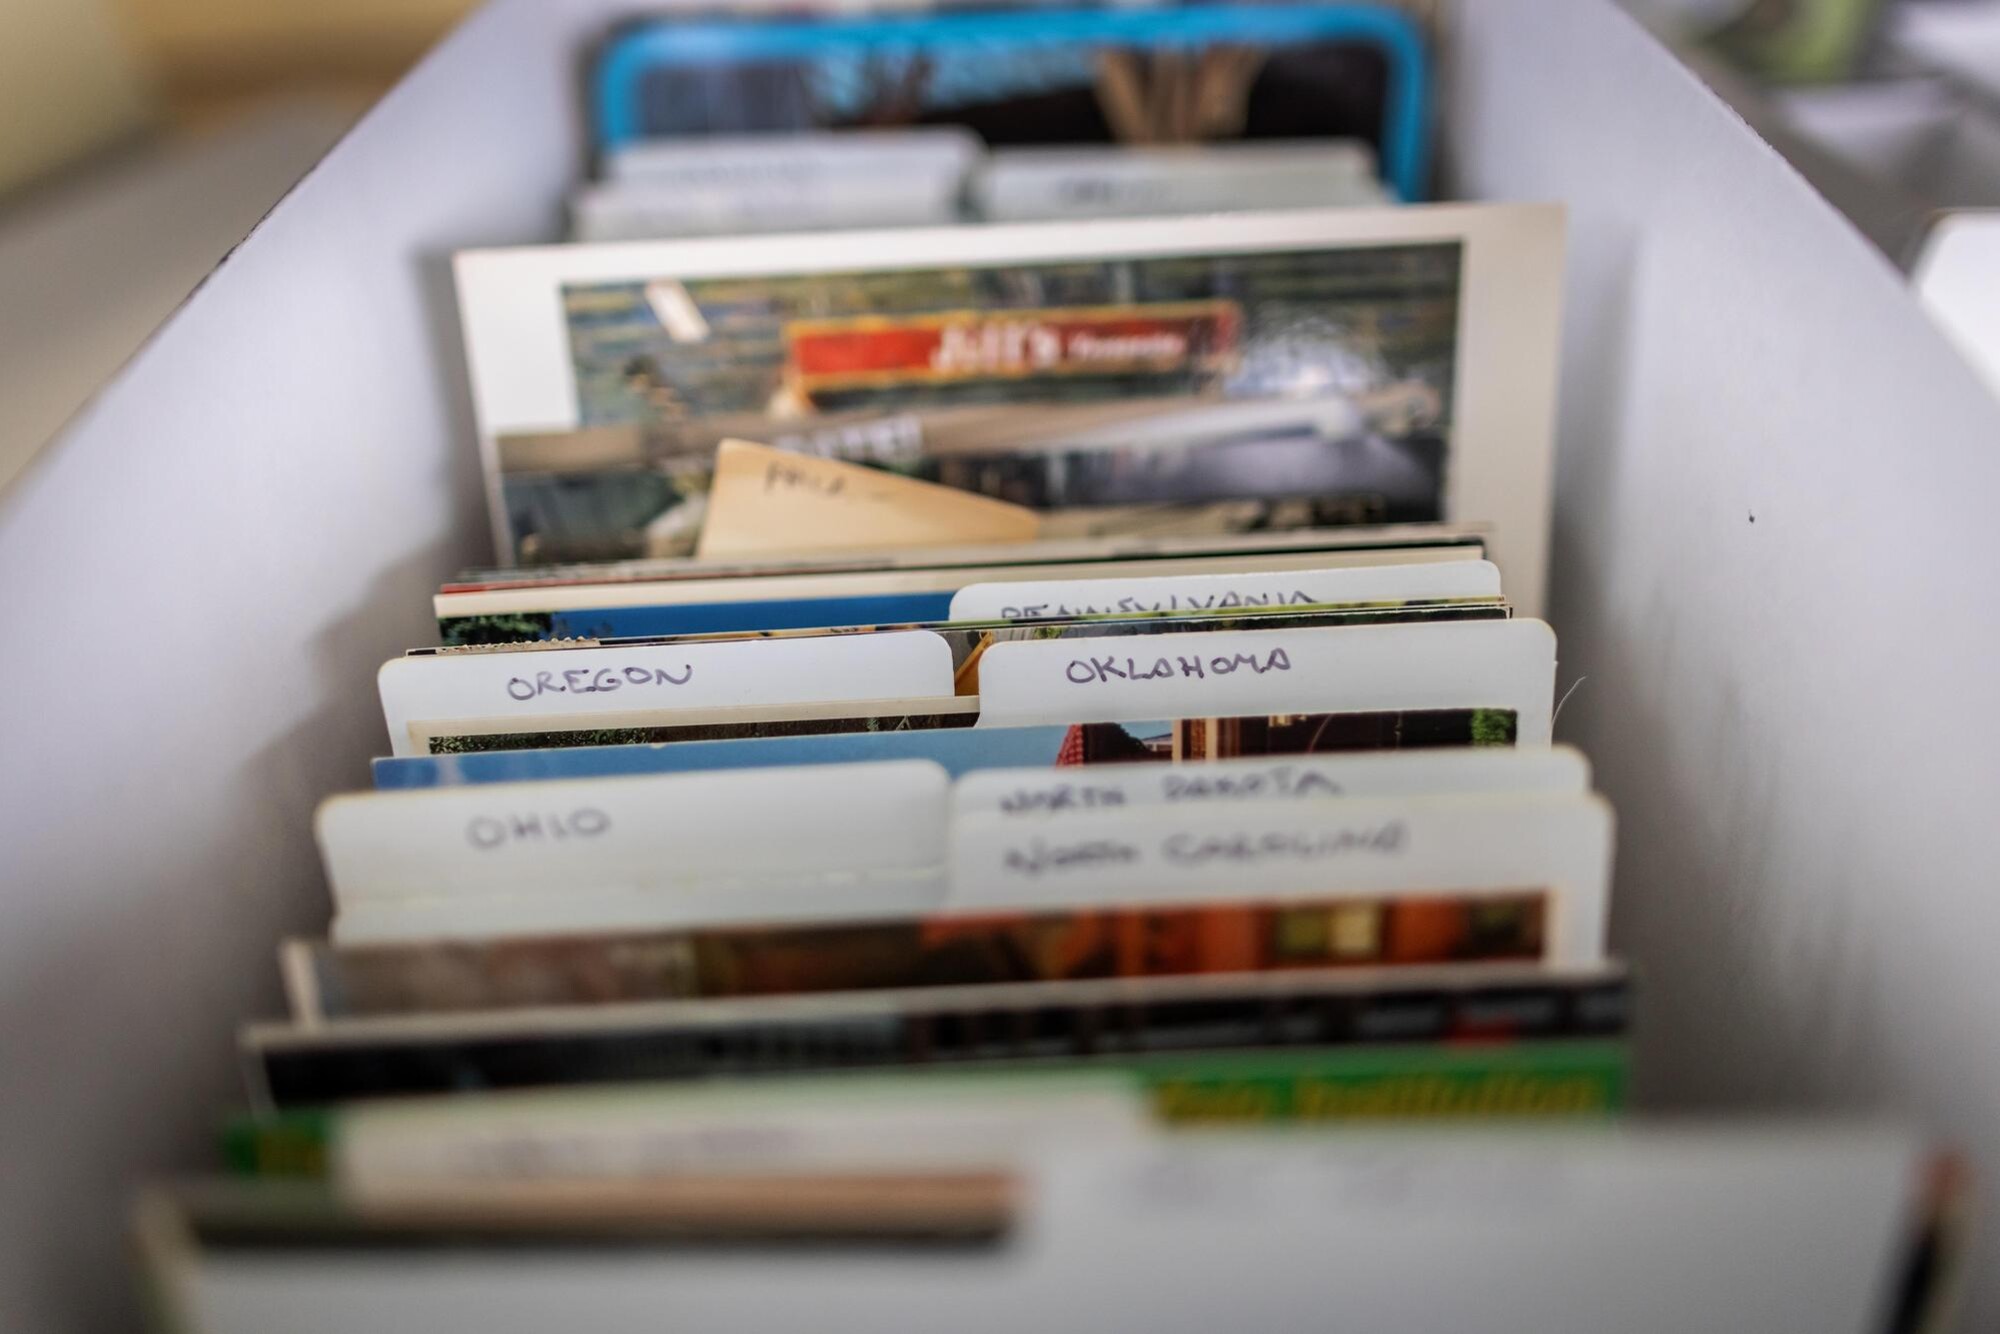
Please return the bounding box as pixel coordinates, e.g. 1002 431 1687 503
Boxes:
376 630 957 757
319 760 951 942
948 558 1502 623
974 618 1557 742
949 789 1613 966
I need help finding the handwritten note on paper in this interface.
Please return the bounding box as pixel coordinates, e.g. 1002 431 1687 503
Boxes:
947 560 1503 623
694 439 1040 559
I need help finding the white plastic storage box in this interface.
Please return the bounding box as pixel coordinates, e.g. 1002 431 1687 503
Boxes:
4 1 2000 1329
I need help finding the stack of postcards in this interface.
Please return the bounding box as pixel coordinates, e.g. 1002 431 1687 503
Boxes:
132 5 1965 1332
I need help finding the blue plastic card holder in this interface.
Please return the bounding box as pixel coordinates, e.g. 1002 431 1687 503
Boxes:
591 4 1433 201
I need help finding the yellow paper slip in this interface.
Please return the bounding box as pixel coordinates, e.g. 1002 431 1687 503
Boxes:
695 439 1041 560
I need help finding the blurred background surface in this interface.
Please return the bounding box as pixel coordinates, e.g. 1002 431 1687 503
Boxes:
0 0 476 495
5 0 2000 499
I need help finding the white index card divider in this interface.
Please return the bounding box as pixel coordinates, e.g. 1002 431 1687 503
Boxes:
376 630 957 756
973 618 1557 742
316 760 950 911
953 744 1593 819
333 1077 1150 1199
946 558 1504 623
948 791 1614 966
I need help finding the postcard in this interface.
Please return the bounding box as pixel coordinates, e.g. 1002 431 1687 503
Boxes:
572 176 962 243
408 696 985 759
437 535 1489 642
246 1011 1622 1120
602 128 982 187
576 128 979 242
410 690 1521 760
441 520 1487 595
260 968 1628 1125
589 6 1434 195
454 205 1561 612
970 141 1389 221
268 963 1627 1090
159 1131 1939 1334
952 744 1592 818
236 1072 1151 1188
146 1174 1018 1247
373 705 1523 787
296 892 1559 1021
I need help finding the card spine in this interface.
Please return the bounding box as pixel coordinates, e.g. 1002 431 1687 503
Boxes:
252 972 1628 1108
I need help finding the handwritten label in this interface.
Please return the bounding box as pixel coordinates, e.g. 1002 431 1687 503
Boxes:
983 771 1337 816
466 807 610 850
1161 767 1340 801
948 791 1612 966
955 749 1591 821
1064 646 1291 685
996 821 1404 879
974 620 1557 742
995 783 1132 815
318 761 951 920
1162 822 1406 864
378 630 956 757
948 560 1501 623
1002 837 1142 877
1001 591 1319 619
764 457 845 498
696 439 1037 560
503 663 691 702
785 301 1237 394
